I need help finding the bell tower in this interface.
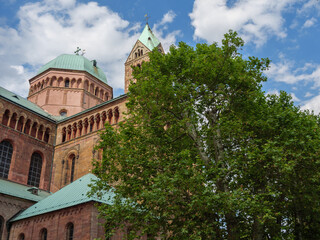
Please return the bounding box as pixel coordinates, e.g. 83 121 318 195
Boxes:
124 24 164 93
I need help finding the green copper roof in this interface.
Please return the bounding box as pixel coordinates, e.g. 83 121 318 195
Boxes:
37 54 107 84
0 178 51 202
138 24 161 51
0 86 58 122
11 174 115 222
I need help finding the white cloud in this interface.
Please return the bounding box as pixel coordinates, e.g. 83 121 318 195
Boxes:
152 10 181 52
305 92 314 98
290 93 300 102
189 0 298 46
303 17 317 28
301 94 320 114
0 1 180 97
266 56 320 86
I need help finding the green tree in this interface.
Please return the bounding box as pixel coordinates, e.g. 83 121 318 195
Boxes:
90 31 320 240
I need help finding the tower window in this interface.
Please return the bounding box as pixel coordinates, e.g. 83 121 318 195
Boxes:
60 110 67 117
65 80 70 87
0 140 13 179
66 222 74 240
40 228 48 240
27 152 42 187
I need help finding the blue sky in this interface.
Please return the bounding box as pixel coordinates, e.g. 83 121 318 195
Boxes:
1 0 320 112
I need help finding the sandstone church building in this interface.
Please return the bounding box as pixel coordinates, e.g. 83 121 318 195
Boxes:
0 24 164 240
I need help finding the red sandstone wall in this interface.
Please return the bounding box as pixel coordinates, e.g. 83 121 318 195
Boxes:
50 96 127 192
0 194 35 240
0 125 54 190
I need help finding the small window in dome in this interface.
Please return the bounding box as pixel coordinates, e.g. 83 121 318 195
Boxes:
60 110 67 117
65 80 70 87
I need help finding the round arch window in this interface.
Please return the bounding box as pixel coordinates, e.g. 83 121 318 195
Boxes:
60 110 67 117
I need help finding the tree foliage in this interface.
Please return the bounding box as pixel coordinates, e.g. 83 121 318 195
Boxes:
90 31 320 240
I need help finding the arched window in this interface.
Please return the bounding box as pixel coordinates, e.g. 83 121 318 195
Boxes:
0 141 13 179
31 122 37 138
70 155 75 183
114 108 119 124
44 128 50 143
18 233 25 240
66 222 74 240
89 117 94 132
24 119 31 134
2 110 10 126
60 110 67 117
65 79 70 87
17 116 24 132
27 153 42 187
40 228 47 240
0 215 4 240
62 127 66 143
107 110 113 124
9 113 17 129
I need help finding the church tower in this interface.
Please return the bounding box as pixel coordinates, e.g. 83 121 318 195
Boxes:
27 54 113 117
124 24 164 93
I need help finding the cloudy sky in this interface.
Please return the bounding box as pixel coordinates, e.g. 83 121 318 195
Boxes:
1 0 320 112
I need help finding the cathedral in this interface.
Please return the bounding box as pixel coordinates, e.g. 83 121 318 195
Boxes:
0 24 163 240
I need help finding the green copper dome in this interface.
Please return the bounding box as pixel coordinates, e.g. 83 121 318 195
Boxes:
37 54 107 83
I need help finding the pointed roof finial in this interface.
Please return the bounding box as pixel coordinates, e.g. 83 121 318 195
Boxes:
144 14 149 24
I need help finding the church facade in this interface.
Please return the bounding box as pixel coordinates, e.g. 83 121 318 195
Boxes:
0 24 163 240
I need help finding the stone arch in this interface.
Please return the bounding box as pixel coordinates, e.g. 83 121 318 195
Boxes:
63 150 79 185
43 127 51 143
57 77 63 87
62 127 66 143
77 78 82 88
30 121 38 138
17 115 25 132
51 76 57 86
107 109 113 124
104 92 109 101
95 113 101 130
72 122 77 138
2 109 10 126
71 78 76 88
84 80 89 91
77 120 83 137
9 112 17 129
45 77 50 87
37 124 44 140
67 125 72 141
83 118 88 135
95 87 99 96
100 89 104 99
114 107 120 124
64 78 70 88
101 111 107 127
24 119 32 135
89 116 94 132
90 83 94 94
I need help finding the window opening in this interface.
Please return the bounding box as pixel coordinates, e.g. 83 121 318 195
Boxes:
66 223 74 240
70 156 75 183
27 152 42 187
65 80 70 87
0 141 13 179
40 228 47 240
